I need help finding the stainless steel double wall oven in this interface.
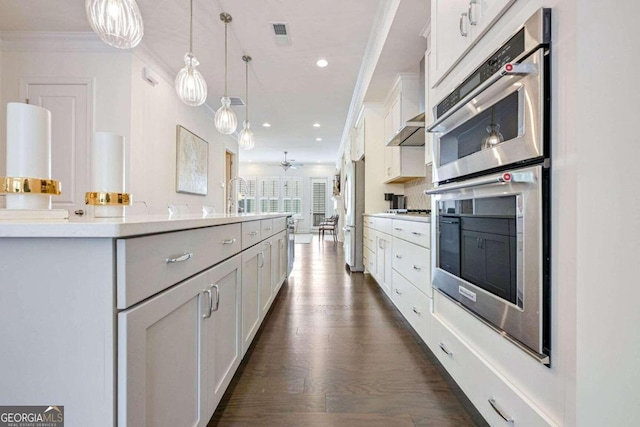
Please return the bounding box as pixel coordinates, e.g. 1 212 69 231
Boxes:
427 9 551 364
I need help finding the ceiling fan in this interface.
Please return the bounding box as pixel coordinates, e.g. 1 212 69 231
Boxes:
273 151 304 171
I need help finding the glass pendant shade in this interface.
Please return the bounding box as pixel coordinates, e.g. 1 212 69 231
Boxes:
85 0 144 49
214 97 238 135
175 53 208 106
238 121 255 151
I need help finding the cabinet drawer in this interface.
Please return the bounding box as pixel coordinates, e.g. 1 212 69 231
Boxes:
242 220 262 249
363 228 374 250
392 270 431 345
431 317 555 427
261 219 274 237
116 223 241 309
392 237 431 297
392 219 430 248
374 217 393 235
273 217 287 233
363 216 375 228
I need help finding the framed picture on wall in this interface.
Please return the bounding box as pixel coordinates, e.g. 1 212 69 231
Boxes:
176 125 208 195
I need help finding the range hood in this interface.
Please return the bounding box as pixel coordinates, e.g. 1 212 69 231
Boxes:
386 112 425 146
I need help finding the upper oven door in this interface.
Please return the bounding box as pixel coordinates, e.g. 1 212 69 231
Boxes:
429 48 546 183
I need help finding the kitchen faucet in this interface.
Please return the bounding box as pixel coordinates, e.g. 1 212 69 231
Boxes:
227 176 248 214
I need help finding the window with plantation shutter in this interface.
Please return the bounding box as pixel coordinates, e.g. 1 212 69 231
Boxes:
311 179 328 226
239 177 257 213
258 177 280 213
282 177 302 214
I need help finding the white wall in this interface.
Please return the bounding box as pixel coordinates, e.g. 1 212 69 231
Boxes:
0 37 236 215
239 163 337 234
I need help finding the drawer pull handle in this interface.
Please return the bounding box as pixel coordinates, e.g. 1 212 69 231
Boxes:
249 231 259 236
488 398 514 424
211 285 220 312
222 238 237 245
395 254 402 259
395 289 402 295
265 227 272 231
166 252 192 264
439 342 453 357
412 265 421 270
202 289 213 319
412 307 422 315
411 231 422 236
394 227 403 231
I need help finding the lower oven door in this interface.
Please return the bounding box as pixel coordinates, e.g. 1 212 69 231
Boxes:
428 164 549 362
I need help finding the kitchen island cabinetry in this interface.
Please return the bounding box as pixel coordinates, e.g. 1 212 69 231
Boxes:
0 213 289 427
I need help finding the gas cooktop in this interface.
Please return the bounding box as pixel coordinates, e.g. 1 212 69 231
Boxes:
384 209 431 215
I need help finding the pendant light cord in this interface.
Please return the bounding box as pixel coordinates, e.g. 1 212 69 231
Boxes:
189 0 193 53
245 59 249 121
224 21 228 97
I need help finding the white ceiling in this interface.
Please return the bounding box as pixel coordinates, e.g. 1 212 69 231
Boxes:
0 0 429 166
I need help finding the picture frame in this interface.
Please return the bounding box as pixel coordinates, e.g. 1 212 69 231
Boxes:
176 125 208 195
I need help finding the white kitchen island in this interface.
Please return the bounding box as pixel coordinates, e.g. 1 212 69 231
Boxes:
0 213 291 427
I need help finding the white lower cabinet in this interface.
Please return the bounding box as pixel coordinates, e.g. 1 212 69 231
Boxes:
392 270 431 345
276 231 287 291
242 243 262 355
259 239 273 320
118 254 242 427
431 315 555 427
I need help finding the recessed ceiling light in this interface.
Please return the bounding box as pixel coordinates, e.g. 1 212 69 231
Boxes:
313 123 320 128
316 138 322 142
316 58 328 68
317 160 321 163
262 122 271 127
248 160 253 162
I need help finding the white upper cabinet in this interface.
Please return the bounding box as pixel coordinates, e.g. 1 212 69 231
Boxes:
431 0 517 86
383 74 420 146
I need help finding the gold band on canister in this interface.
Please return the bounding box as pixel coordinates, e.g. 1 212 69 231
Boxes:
0 177 61 195
85 192 132 206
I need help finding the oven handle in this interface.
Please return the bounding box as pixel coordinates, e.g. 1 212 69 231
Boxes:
427 62 537 133
424 171 536 195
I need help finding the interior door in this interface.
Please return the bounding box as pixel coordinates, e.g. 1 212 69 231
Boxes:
26 82 91 216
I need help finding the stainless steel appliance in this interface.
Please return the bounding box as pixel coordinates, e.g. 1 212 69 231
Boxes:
427 9 551 364
343 160 364 272
428 9 551 184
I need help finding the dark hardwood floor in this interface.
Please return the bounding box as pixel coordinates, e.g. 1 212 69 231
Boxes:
209 235 488 427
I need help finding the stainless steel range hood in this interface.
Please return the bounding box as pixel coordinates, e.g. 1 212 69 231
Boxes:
386 112 425 146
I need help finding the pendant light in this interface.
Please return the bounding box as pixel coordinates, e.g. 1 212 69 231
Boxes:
175 0 207 106
481 107 504 150
214 13 238 135
238 55 255 151
85 0 144 49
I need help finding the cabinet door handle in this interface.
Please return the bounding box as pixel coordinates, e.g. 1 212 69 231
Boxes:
265 241 272 247
439 342 453 357
211 285 220 312
202 289 213 319
468 0 478 25
166 252 192 264
411 231 422 236
412 265 421 271
258 252 265 268
488 398 514 424
249 231 259 236
459 12 468 37
412 307 422 315
395 289 402 295
395 254 402 259
222 238 236 245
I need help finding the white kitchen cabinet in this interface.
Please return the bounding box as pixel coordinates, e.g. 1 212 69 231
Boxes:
384 74 420 144
259 239 273 320
241 243 262 355
273 231 287 295
352 119 365 161
375 232 393 298
203 255 242 418
431 0 517 86
384 146 427 184
118 269 209 427
425 49 434 166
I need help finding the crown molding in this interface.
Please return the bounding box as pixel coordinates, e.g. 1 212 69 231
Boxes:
0 31 115 53
336 0 401 167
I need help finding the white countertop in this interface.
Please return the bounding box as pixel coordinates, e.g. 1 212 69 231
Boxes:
0 212 291 238
363 212 431 223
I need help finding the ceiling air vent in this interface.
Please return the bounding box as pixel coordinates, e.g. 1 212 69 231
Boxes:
228 97 245 106
271 22 291 46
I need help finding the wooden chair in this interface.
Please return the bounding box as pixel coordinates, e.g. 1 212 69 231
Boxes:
318 214 339 242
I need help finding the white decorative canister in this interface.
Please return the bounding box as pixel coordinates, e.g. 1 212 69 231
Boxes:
86 132 130 217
